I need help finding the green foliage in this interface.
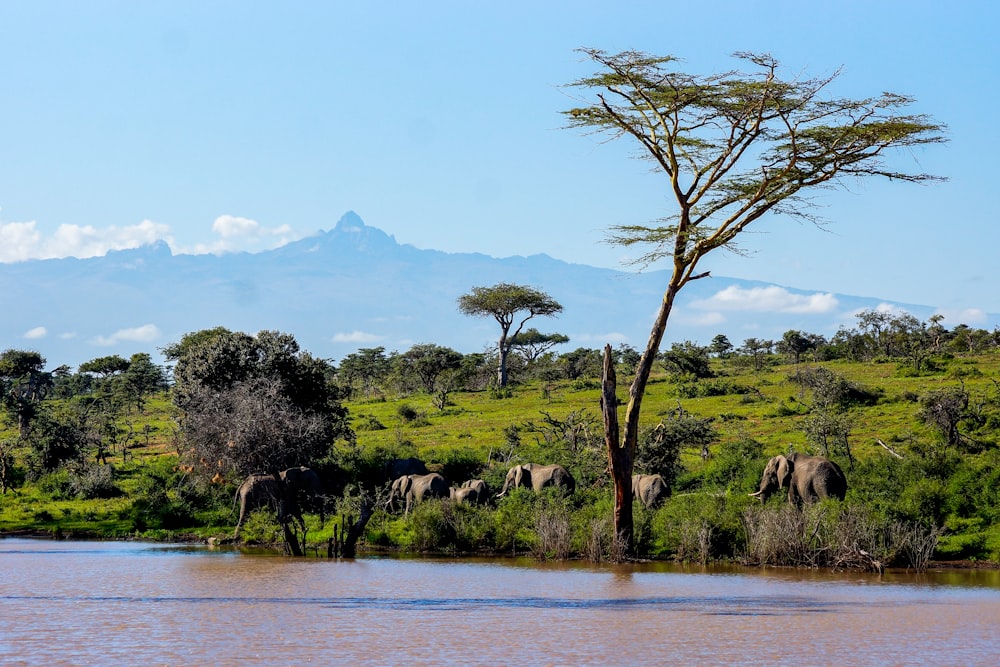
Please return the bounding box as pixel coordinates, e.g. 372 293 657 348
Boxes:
170 328 353 479
637 409 715 480
6 335 1000 567
660 341 713 379
492 488 539 554
701 433 764 491
24 406 86 477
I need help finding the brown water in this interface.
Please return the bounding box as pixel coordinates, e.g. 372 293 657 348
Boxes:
1 538 999 665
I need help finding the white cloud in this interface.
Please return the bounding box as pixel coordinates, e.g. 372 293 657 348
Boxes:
693 285 839 314
0 218 172 262
332 331 385 344
0 212 304 263
676 311 727 327
934 308 988 326
188 215 300 255
92 324 161 346
24 326 47 339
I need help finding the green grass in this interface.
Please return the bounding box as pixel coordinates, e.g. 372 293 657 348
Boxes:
3 351 1000 564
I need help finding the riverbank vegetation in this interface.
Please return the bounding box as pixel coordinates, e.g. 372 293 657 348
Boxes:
1 310 999 570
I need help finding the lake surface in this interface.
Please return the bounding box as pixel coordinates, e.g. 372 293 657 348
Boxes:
1 538 999 665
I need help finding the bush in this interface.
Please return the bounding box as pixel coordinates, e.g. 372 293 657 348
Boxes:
650 493 746 562
438 448 485 487
356 414 387 431
532 493 572 560
493 488 538 554
68 464 122 499
36 469 73 499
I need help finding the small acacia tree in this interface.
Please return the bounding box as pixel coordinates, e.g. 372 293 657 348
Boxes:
565 49 946 555
457 283 563 388
0 349 52 438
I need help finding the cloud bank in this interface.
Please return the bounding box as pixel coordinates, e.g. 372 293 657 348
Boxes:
0 214 302 262
692 285 840 314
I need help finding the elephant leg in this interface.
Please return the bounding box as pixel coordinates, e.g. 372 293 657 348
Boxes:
234 489 252 538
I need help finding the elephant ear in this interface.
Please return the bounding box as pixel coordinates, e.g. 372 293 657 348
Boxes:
776 455 793 489
400 476 413 495
514 466 526 488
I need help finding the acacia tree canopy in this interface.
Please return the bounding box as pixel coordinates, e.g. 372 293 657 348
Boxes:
457 283 563 387
565 49 946 554
509 328 570 364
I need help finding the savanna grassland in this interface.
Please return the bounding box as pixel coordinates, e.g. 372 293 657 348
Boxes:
2 343 999 570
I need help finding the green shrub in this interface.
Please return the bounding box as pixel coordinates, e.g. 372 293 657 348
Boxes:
936 532 988 560
356 414 387 431
36 469 73 499
493 488 538 554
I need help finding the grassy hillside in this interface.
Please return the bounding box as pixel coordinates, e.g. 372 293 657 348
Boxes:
2 351 999 566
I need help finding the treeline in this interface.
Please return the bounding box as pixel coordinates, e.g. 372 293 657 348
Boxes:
1 309 999 567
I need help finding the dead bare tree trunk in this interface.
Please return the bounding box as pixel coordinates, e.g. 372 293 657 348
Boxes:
282 522 304 557
601 345 632 556
340 498 374 559
603 283 683 556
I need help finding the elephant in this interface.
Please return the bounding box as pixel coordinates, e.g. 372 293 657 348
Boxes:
384 457 428 482
496 463 575 497
750 453 847 506
388 472 449 514
234 473 283 539
233 466 325 539
279 465 325 525
450 479 488 505
632 473 668 509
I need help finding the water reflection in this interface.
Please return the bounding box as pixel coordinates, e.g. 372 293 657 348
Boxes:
1 538 999 665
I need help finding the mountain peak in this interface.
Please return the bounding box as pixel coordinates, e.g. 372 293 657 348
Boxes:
333 210 366 232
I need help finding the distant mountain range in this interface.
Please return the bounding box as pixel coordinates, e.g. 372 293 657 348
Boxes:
1 211 983 370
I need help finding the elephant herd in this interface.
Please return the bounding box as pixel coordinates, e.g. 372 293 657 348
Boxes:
231 460 580 536
386 462 577 515
233 452 847 540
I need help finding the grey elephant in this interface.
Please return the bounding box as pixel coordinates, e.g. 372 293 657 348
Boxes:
632 473 668 509
279 465 325 524
496 463 575 497
233 466 324 539
450 479 488 505
234 473 282 539
750 453 847 506
388 472 449 514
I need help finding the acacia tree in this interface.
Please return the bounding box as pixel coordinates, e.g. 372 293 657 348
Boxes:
565 49 946 554
457 283 563 388
0 349 52 438
509 328 570 364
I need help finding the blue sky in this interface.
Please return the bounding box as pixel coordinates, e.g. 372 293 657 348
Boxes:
1 1 996 331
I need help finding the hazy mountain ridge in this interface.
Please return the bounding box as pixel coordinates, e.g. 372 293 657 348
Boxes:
1 211 976 369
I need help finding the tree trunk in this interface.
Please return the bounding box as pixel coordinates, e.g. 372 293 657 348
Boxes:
282 522 304 557
601 345 632 555
341 499 374 558
497 344 509 388
603 281 682 556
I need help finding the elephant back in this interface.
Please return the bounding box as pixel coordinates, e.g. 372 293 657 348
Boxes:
424 472 450 498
